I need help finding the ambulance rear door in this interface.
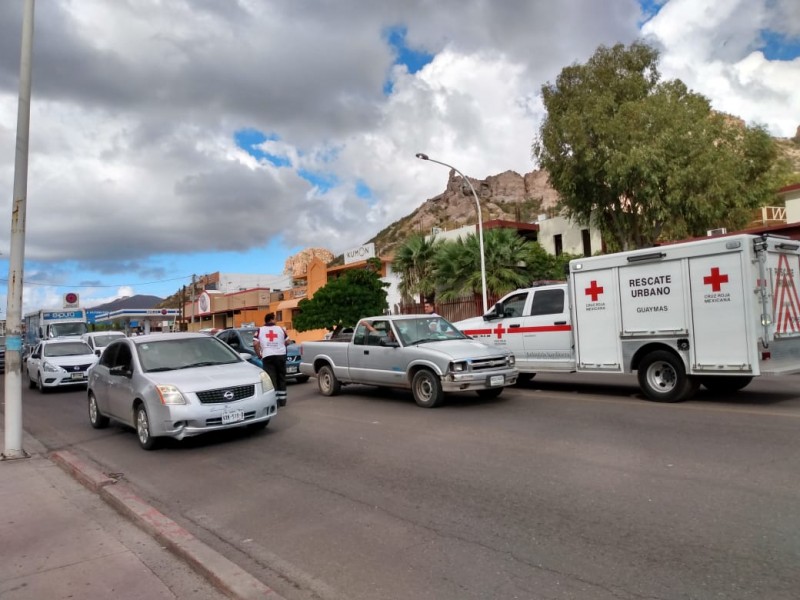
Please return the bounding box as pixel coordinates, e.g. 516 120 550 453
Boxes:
571 267 622 372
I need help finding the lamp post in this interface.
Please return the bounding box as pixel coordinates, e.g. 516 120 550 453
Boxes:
415 153 488 314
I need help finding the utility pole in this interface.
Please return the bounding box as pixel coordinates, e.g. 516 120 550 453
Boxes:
3 0 35 460
190 274 196 330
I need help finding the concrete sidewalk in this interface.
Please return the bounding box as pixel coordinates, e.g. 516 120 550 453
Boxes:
0 424 284 600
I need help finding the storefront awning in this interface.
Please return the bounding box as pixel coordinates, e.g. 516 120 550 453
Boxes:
277 298 302 310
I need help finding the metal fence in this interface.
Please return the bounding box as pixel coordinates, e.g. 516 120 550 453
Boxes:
399 294 501 322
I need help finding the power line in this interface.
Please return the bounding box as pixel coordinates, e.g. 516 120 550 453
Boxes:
0 275 193 289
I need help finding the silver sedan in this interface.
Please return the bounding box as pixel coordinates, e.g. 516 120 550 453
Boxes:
87 332 277 450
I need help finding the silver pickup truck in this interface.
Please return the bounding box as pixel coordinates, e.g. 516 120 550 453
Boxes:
299 315 518 408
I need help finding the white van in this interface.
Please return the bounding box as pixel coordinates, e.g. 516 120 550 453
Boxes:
81 331 127 357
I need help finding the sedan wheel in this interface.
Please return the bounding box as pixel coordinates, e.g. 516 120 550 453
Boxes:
88 393 109 429
37 371 47 394
135 405 160 450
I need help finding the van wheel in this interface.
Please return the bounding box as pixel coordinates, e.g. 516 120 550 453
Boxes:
412 369 444 408
701 376 753 393
638 351 696 402
317 365 341 396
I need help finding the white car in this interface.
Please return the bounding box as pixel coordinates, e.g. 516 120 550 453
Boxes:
82 331 127 357
27 339 98 393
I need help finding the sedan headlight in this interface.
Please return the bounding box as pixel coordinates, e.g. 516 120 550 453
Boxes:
155 384 187 405
42 361 65 373
260 371 274 392
449 360 468 373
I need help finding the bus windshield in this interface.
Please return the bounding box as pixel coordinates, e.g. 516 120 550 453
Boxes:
49 322 89 337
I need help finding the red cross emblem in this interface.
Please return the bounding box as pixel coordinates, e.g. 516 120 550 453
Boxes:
585 280 604 302
703 267 728 292
493 323 506 339
266 329 278 342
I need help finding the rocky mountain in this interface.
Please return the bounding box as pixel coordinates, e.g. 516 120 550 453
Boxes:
370 168 560 256
90 295 164 311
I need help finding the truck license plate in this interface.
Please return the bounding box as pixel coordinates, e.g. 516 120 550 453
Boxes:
222 409 244 424
287 365 298 374
488 375 504 387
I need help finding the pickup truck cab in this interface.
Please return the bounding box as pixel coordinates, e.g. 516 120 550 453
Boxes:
299 315 517 408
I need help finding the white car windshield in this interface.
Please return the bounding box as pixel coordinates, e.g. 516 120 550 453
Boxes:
91 334 125 346
137 337 242 372
44 342 93 357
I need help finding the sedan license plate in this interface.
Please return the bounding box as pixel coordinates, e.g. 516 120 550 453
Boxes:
222 409 244 425
70 372 86 381
287 365 298 374
488 375 504 387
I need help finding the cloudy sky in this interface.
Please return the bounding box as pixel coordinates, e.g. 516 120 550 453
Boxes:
0 0 798 313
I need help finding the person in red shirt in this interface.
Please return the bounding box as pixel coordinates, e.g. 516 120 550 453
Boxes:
253 313 289 407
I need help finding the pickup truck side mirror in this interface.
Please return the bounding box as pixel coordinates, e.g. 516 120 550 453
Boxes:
483 302 503 321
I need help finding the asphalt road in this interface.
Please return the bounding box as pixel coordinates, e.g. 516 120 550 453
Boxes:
11 371 800 600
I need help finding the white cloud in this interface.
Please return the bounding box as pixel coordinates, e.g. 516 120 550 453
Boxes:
642 0 800 136
0 0 797 310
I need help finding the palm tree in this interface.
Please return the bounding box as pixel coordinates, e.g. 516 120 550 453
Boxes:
434 228 563 299
392 233 441 304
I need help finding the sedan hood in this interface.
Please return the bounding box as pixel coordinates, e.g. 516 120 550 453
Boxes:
145 362 264 392
48 355 97 367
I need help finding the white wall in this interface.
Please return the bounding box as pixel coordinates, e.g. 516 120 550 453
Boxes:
785 196 800 224
537 216 601 256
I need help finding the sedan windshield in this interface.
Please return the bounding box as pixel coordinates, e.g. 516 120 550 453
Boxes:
44 342 94 357
137 336 241 372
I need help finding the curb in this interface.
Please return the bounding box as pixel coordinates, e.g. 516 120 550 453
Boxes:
51 450 285 600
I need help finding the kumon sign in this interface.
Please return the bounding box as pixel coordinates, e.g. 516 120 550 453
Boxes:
344 243 376 265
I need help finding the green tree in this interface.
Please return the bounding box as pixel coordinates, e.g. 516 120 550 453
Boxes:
293 268 388 333
434 228 569 300
392 233 441 303
533 41 780 251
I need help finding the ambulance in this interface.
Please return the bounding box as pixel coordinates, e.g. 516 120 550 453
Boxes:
453 233 800 402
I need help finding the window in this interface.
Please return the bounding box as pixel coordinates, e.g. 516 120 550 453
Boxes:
529 289 565 316
500 293 528 318
581 229 591 256
275 310 283 322
353 323 368 346
554 234 563 256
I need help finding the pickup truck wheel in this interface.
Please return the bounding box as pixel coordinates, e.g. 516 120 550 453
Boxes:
700 376 753 393
638 350 694 403
317 365 341 396
412 369 444 408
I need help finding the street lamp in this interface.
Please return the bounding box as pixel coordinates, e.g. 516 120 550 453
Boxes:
415 153 489 314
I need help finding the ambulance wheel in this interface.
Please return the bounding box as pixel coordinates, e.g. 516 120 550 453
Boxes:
411 369 444 408
700 376 753 393
515 373 536 385
317 365 341 396
476 387 504 399
638 351 694 403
